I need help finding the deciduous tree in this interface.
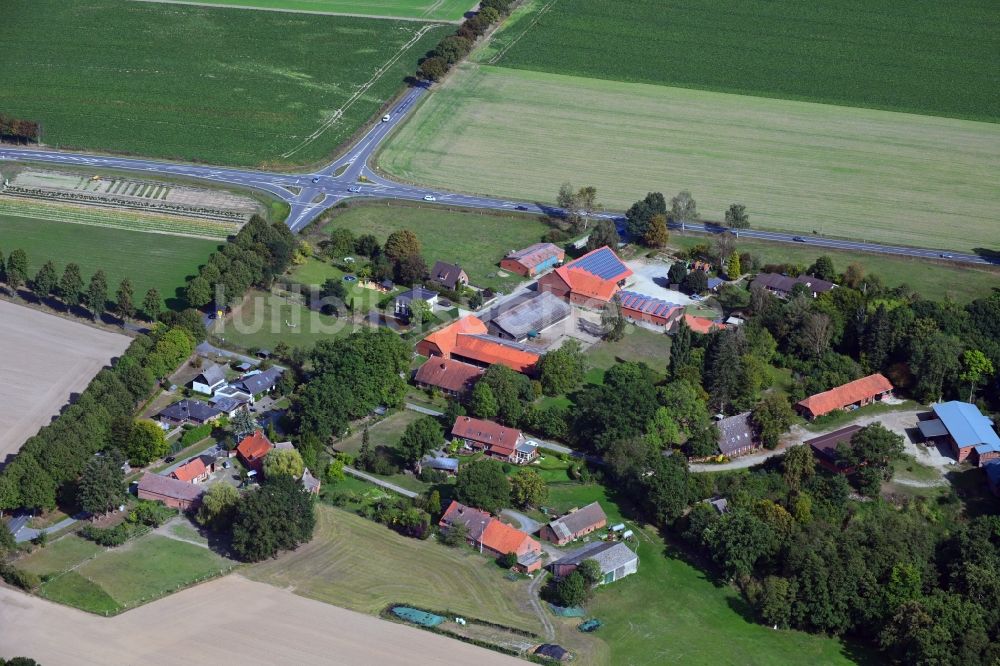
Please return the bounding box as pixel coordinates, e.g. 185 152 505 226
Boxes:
126 419 169 466
725 203 749 229
384 229 421 262
399 416 443 466
751 393 795 449
32 260 58 297
510 468 547 508
264 448 304 479
142 288 162 321
115 277 135 320
5 249 28 291
231 475 316 562
196 482 240 531
455 459 510 513
85 269 108 319
77 453 126 515
538 339 585 396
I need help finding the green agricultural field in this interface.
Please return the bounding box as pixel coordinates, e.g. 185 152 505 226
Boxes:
321 203 552 291
182 0 475 21
20 531 236 615
484 0 999 121
380 65 1000 254
0 214 219 308
0 1 451 167
669 235 1000 304
246 504 538 631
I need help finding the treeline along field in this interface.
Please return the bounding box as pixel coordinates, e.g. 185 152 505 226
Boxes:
0 0 451 167
489 0 1000 121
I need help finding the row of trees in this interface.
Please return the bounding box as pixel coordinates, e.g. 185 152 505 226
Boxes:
624 190 749 248
0 324 195 511
185 216 296 310
416 0 513 81
0 248 161 321
0 114 40 143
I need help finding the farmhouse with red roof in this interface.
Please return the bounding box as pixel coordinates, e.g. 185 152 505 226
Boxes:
235 430 273 472
537 246 632 307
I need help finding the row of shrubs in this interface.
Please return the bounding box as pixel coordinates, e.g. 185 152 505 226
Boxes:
79 500 176 546
416 0 515 82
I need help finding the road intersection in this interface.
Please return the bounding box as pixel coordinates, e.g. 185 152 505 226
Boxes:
1 85 994 266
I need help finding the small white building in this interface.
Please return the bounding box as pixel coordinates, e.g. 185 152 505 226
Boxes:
191 364 227 396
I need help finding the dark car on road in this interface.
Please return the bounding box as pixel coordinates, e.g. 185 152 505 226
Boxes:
792 236 806 242
164 456 176 464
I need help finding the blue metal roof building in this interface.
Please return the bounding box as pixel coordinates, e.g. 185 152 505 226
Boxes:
920 401 1000 463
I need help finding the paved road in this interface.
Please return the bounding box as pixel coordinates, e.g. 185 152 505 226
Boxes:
500 509 541 535
1 85 993 266
11 515 82 544
403 402 444 417
344 466 418 498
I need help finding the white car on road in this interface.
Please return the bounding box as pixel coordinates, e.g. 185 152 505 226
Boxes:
423 194 436 201
382 114 391 122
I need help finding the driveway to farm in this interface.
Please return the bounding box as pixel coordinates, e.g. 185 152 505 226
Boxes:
10 514 82 544
690 406 948 474
1 85 992 265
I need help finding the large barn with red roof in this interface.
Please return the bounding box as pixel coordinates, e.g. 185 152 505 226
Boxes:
416 315 541 375
537 246 632 307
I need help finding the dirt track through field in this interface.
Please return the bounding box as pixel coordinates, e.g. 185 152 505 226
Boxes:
0 300 130 461
0 575 520 665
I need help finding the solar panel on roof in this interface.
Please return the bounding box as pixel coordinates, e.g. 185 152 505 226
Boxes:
572 247 627 280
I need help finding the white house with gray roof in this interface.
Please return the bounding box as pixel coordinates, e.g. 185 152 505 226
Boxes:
549 541 638 584
191 364 227 396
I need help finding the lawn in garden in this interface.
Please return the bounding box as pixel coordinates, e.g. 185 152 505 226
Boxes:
483 0 999 121
380 65 1000 254
0 214 220 309
0 0 451 167
321 203 552 292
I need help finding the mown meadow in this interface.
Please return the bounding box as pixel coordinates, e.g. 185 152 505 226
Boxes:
487 0 999 121
0 0 451 167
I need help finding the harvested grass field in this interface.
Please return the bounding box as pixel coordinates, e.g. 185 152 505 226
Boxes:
172 0 475 21
484 0 999 121
321 203 551 290
15 536 102 577
0 575 520 665
246 504 538 631
0 301 130 461
0 214 219 308
0 0 451 167
380 65 1000 253
669 234 1000 304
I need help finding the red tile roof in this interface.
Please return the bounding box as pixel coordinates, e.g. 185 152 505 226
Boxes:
419 316 541 374
170 457 207 483
420 315 488 357
452 416 523 454
137 472 204 502
453 335 540 374
480 519 537 555
683 314 727 335
550 246 633 302
797 373 893 418
414 358 484 394
236 430 273 463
